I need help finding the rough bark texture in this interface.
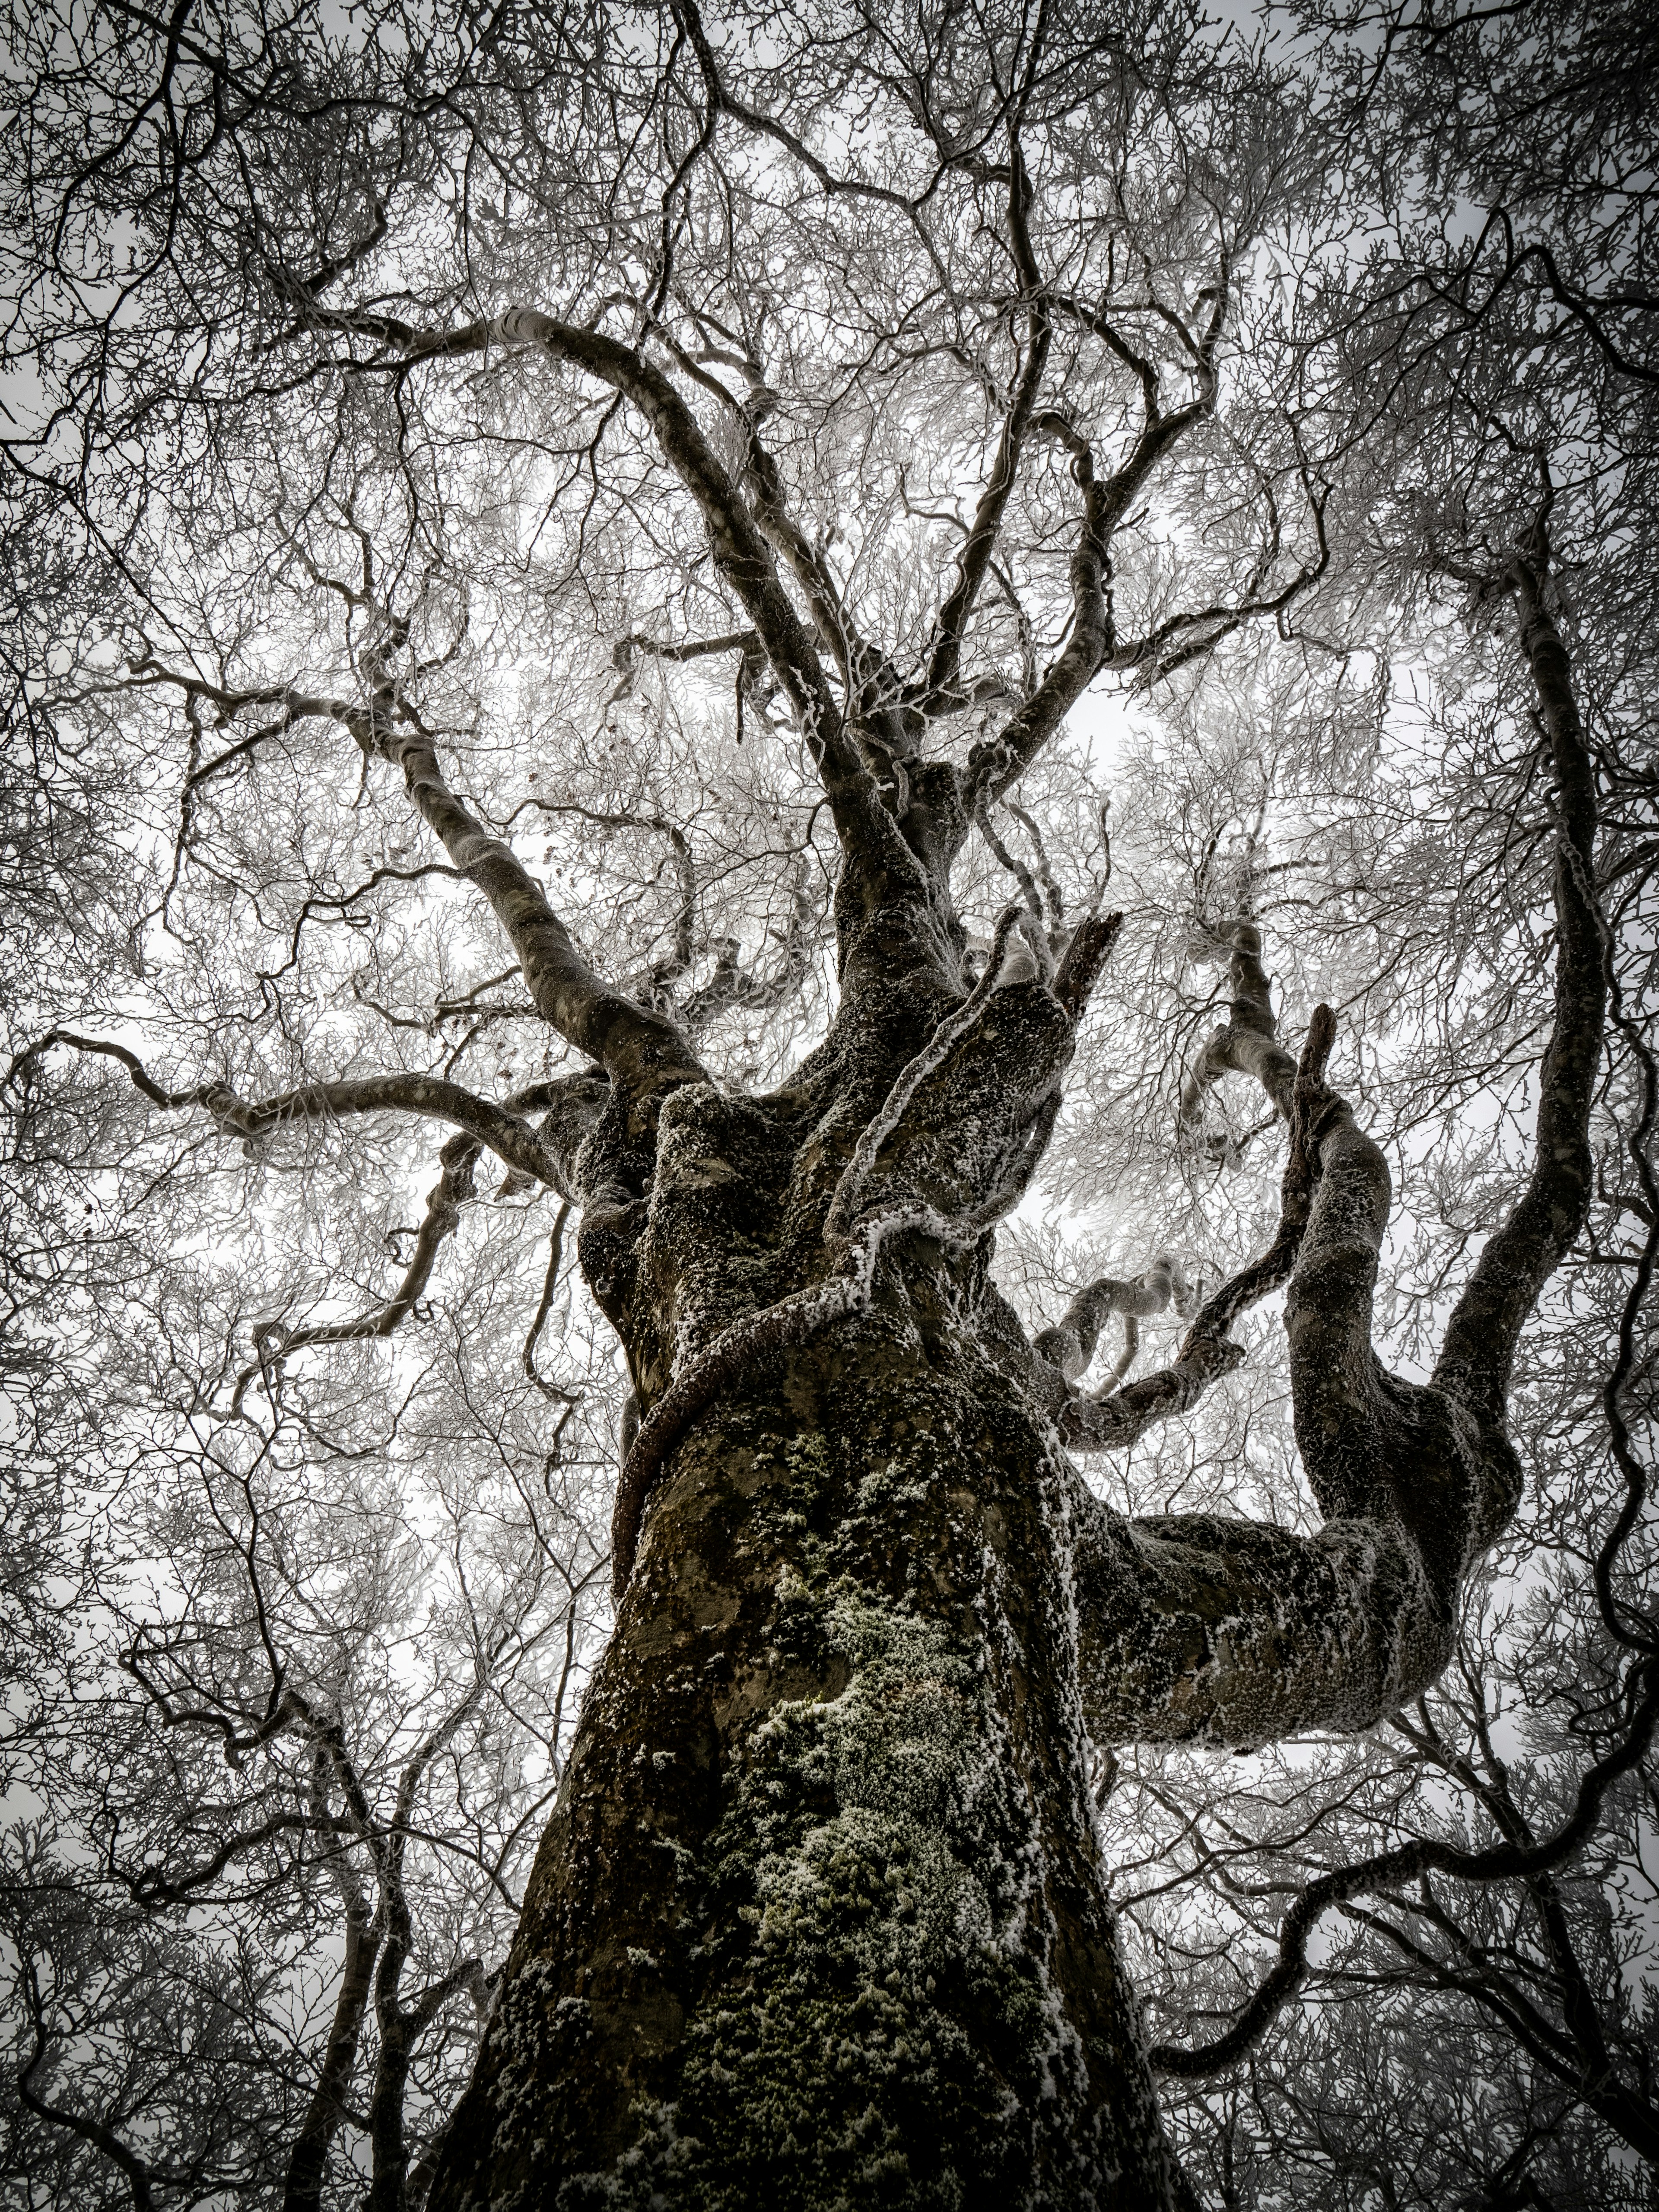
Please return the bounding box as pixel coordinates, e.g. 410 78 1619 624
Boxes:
62 509 1599 2208
435 1323 1173 2209
430 974 1182 2209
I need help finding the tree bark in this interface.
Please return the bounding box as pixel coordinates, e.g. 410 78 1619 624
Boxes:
432 1315 1174 2209
430 990 1182 2209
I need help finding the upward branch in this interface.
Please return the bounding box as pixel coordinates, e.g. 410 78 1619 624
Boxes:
121 655 704 1103
297 302 922 899
913 144 1054 718
1433 515 1605 1424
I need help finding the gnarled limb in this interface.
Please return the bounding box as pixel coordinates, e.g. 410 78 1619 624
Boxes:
1034 1258 1193 1384
296 301 921 905
231 1133 482 1415
1177 920 1297 1139
1432 514 1604 1429
1077 559 1606 1754
611 903 1126 1599
377 717 705 1103
120 652 705 1102
10 1033 571 1190
1072 1002 1483 1748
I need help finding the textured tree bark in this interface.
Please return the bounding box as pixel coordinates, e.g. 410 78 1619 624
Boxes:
420 531 1602 2195
431 1313 1174 2210
429 976 1183 2209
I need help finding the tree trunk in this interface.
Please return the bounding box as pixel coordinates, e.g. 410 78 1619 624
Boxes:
430 1287 1176 2208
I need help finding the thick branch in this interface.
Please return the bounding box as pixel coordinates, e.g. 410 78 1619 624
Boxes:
300 302 918 891
1034 1258 1192 1383
965 416 1113 808
1433 524 1605 1423
122 653 703 1097
1077 668 1608 1758
1073 993 1503 1747
1177 920 1297 1138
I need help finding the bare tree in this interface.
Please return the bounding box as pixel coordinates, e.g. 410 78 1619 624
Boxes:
0 2 1652 2206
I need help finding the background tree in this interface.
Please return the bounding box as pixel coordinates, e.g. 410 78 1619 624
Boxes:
0 2 1651 2207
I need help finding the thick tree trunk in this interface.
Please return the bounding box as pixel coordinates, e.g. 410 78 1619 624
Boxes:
430 1303 1176 2209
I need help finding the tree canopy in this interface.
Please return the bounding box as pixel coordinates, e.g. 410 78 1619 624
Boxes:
1 3 1654 2206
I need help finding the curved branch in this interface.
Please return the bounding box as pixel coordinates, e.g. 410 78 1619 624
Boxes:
1433 516 1605 1425
12 1034 568 1189
115 652 705 1098
1065 1007 1332 1456
1033 1257 1193 1383
17 1985 156 2212
1148 1652 1659 2078
1079 586 1616 1757
523 1201 575 1395
912 145 1053 717
297 299 917 892
233 1134 482 1408
1177 920 1297 1140
965 416 1114 807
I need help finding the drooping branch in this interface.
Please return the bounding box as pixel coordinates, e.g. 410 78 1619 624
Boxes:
610 628 757 671
1147 1647 1659 2079
232 1134 481 1412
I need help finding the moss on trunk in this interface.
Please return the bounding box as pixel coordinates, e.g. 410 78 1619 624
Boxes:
430 1304 1176 2210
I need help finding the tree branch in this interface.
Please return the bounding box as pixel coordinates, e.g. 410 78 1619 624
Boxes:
12 1033 570 1190
1148 1652 1659 2077
1433 509 1605 1425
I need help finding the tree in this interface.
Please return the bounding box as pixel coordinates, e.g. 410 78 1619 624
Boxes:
0 2 1650 2206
